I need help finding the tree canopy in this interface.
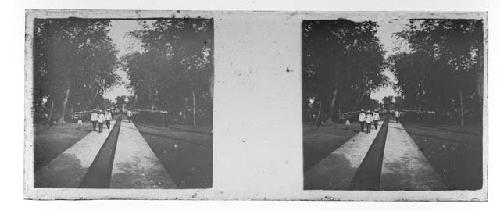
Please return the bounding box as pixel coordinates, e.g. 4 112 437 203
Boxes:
33 18 119 123
122 19 214 126
389 19 484 124
302 19 386 122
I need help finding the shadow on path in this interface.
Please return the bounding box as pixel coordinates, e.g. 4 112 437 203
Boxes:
349 116 389 190
79 116 123 188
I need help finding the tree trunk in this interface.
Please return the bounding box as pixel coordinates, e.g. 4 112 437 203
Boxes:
314 101 322 127
459 89 465 126
46 100 54 125
338 104 341 120
353 87 365 109
192 90 197 128
57 87 71 124
209 74 214 99
149 82 155 111
70 104 74 122
329 88 338 121
89 88 99 110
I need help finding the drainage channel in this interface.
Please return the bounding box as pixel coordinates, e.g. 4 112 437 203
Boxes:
348 115 390 190
79 115 123 188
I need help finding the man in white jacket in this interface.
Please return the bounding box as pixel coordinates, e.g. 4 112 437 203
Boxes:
90 110 98 131
358 109 366 132
97 111 105 133
373 109 380 130
127 110 133 123
104 109 112 129
365 110 373 133
395 110 401 122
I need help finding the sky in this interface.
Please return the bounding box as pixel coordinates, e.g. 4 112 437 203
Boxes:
370 18 410 102
102 20 144 102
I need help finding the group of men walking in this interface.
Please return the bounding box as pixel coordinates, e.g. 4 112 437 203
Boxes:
90 109 113 133
358 109 380 133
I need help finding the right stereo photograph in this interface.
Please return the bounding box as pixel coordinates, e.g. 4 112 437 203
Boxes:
302 15 485 191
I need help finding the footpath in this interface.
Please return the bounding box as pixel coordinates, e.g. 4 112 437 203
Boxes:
35 118 176 189
380 121 445 190
110 121 176 188
35 121 116 188
305 118 445 190
304 121 383 190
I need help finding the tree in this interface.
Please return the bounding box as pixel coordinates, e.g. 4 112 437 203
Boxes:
303 19 387 123
33 18 119 124
123 19 214 127
390 19 484 125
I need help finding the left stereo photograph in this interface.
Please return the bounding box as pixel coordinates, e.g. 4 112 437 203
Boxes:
29 17 214 189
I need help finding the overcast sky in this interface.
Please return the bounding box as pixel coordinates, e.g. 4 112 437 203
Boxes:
370 18 409 102
102 20 144 102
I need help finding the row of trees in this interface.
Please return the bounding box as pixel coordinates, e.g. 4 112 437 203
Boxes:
122 19 214 127
389 19 484 125
33 19 119 124
34 19 482 127
302 19 387 123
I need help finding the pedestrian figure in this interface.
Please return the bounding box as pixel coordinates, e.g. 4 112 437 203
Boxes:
365 110 373 133
358 109 366 132
97 111 105 133
90 109 98 131
127 110 133 123
373 109 380 130
77 119 83 129
344 119 351 130
395 110 400 122
105 109 112 129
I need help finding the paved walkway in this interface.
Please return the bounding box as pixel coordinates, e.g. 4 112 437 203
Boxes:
110 122 177 189
305 119 446 190
304 122 383 190
34 121 116 188
380 121 446 190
